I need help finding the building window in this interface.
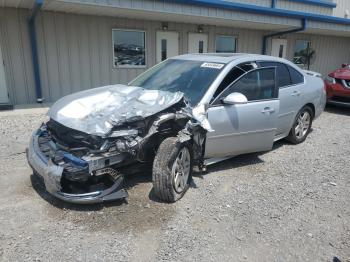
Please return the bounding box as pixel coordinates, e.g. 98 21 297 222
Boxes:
293 40 315 70
113 29 146 68
215 35 237 53
161 39 167 61
199 40 204 53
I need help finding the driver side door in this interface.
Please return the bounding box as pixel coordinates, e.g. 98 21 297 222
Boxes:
205 67 280 158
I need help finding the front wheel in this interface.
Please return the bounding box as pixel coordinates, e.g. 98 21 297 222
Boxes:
286 106 313 144
152 137 192 203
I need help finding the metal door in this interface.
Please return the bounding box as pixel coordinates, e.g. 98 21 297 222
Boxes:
188 33 208 54
271 39 288 59
156 31 179 63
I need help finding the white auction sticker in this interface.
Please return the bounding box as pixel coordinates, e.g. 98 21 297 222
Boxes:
200 62 225 69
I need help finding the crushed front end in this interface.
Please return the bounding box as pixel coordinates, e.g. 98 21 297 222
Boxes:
26 85 209 204
27 123 129 204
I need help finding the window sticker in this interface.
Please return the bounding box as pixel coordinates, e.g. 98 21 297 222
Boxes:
200 62 225 69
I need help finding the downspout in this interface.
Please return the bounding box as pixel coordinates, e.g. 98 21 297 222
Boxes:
262 18 307 55
271 0 277 8
28 0 44 103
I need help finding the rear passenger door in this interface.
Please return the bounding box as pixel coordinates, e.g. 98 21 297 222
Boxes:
258 61 304 137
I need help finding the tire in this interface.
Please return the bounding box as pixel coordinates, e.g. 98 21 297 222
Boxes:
152 137 192 203
286 106 313 144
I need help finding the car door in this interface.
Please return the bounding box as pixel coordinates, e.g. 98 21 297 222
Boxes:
205 67 279 158
259 61 303 137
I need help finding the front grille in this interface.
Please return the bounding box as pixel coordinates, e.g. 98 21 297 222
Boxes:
335 78 343 85
38 130 90 182
46 119 103 150
344 80 350 88
38 132 52 159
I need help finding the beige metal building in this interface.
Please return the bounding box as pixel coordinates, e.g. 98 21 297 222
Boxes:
0 0 349 106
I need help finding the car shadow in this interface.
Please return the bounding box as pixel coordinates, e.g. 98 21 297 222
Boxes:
30 139 293 207
193 139 285 178
325 104 350 116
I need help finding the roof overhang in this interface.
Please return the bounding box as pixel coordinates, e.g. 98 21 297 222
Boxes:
2 0 350 36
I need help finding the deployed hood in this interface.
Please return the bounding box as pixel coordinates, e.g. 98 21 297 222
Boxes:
329 68 350 80
48 85 184 136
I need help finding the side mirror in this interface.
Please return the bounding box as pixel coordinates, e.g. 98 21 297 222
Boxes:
341 63 349 68
222 92 248 105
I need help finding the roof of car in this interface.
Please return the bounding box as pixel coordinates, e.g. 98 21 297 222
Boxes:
170 53 308 74
172 53 268 64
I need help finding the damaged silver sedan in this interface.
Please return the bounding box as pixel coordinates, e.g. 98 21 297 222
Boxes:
27 54 326 204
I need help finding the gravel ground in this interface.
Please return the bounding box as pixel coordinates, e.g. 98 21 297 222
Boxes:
0 106 349 262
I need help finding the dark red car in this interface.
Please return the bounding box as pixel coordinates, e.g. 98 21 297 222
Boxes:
325 64 350 107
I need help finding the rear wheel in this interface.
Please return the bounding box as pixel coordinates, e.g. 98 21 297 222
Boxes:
152 137 192 203
286 106 313 144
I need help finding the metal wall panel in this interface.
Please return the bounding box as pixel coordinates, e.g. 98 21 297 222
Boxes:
333 0 350 18
0 0 34 9
43 0 300 28
273 33 350 75
52 0 333 16
225 0 270 7
0 7 349 105
277 0 333 15
0 8 35 104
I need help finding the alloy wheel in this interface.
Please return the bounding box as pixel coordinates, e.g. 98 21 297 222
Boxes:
172 147 191 193
295 111 311 140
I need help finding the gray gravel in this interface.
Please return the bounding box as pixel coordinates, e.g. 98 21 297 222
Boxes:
0 106 349 262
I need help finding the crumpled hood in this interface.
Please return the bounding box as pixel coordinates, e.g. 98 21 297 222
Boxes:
48 84 184 136
329 68 350 80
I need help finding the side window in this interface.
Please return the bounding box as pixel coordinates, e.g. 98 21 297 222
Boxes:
212 62 255 101
260 61 291 88
214 67 276 104
288 66 304 85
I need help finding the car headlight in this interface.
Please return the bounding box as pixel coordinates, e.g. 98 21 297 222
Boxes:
325 76 336 84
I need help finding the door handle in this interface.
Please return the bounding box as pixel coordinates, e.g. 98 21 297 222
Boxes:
261 107 275 114
291 91 301 97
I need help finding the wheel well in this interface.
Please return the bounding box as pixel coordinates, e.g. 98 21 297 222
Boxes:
304 103 315 118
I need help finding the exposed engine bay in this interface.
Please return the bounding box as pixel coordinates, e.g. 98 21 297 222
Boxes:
27 85 210 203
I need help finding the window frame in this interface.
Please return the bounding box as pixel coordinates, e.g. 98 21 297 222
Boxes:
112 28 147 69
258 61 291 89
287 65 305 86
293 39 312 68
210 61 258 103
257 61 305 89
215 35 238 53
211 66 278 106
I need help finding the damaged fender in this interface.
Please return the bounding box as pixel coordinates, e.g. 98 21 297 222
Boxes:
27 84 212 204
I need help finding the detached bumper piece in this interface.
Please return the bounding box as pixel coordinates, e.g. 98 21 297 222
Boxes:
26 128 128 204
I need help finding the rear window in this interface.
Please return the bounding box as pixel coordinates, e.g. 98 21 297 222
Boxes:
288 66 304 85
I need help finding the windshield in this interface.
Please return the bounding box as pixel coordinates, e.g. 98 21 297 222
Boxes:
129 59 225 105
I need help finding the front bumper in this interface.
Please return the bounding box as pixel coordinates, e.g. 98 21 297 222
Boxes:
26 130 128 204
325 82 350 107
